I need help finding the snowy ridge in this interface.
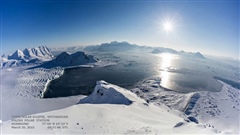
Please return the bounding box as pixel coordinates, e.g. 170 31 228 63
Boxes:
79 80 145 105
1 46 53 68
2 81 216 134
22 46 53 60
8 49 25 60
179 51 205 59
131 77 240 134
151 47 178 54
131 78 194 111
8 46 53 61
151 48 205 59
84 41 138 52
187 81 240 134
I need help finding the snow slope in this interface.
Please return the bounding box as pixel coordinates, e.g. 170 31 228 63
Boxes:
131 77 240 134
2 81 215 134
79 81 143 105
0 66 85 122
187 81 240 134
8 50 26 61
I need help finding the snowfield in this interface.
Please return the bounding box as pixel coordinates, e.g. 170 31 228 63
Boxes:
2 81 216 134
16 67 64 98
1 60 116 98
0 67 64 98
131 77 240 134
189 81 240 134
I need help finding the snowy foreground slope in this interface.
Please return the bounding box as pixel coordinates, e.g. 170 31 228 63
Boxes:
1 67 239 134
131 78 240 134
2 81 215 134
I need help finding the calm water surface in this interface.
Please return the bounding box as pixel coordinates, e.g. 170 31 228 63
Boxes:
44 52 239 98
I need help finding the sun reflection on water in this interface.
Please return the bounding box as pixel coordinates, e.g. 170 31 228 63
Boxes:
161 53 174 70
158 53 174 88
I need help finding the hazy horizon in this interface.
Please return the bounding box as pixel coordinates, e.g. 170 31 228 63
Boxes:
1 0 239 59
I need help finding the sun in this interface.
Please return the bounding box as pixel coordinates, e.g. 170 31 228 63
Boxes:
163 22 173 32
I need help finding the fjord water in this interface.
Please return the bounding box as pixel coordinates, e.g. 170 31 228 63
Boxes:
44 51 239 98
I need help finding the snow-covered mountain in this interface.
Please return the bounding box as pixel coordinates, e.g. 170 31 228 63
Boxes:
36 51 97 68
50 46 85 55
8 49 26 60
8 46 53 61
84 41 139 52
194 52 205 59
83 41 206 59
179 51 205 59
151 48 205 59
1 46 53 68
151 47 178 54
22 46 53 60
79 81 141 105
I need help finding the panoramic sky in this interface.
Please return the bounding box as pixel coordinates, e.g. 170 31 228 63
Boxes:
1 0 239 58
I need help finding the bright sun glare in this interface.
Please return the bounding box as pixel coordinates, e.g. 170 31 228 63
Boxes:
163 21 173 32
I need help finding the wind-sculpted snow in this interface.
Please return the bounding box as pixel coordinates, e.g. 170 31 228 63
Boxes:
79 80 145 105
2 81 216 134
131 77 240 134
187 81 240 134
131 77 194 111
15 67 64 98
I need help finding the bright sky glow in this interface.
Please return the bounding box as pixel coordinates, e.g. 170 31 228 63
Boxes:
1 0 239 59
163 22 173 32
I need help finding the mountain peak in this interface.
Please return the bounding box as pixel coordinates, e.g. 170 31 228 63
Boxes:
2 46 54 68
22 46 53 60
194 52 205 59
52 51 97 67
8 49 25 60
79 80 146 105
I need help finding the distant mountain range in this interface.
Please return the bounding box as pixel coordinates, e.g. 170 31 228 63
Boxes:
84 41 205 59
1 45 99 68
151 48 178 54
84 41 139 52
1 41 206 68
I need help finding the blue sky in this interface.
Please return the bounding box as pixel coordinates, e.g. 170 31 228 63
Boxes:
1 0 239 58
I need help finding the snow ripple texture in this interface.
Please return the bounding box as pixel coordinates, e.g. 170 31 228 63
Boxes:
15 67 64 98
